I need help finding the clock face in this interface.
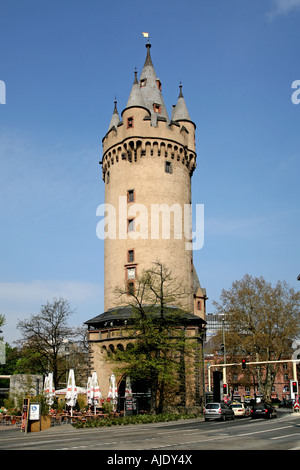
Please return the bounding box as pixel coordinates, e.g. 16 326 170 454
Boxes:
127 268 136 280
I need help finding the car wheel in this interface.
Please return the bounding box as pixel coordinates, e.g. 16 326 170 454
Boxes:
231 414 235 420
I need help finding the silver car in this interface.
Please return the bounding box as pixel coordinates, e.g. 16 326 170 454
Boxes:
204 402 235 421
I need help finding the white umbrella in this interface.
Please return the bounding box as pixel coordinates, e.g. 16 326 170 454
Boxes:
91 371 102 414
43 375 49 395
125 376 132 398
48 373 55 406
108 374 118 411
86 376 92 406
44 373 55 408
65 369 77 416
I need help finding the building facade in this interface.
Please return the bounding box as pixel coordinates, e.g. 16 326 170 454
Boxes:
86 42 207 410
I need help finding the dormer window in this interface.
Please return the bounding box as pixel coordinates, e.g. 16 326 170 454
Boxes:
140 78 147 87
153 103 161 114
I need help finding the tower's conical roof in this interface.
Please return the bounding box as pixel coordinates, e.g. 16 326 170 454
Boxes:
108 100 120 131
138 42 169 123
172 84 192 122
125 70 147 110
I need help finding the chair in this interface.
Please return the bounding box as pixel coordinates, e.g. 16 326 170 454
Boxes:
4 415 11 425
14 416 22 427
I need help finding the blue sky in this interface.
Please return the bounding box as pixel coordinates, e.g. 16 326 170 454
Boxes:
0 0 299 344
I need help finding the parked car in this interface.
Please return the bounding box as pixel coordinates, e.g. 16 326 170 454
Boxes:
250 403 277 419
229 402 250 418
204 403 235 421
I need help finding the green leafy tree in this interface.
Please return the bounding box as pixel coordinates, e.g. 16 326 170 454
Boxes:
213 274 300 402
108 262 201 414
17 298 78 389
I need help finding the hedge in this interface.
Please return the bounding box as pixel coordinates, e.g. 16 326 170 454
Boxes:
72 412 202 428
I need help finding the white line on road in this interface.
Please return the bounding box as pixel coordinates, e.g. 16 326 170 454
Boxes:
271 433 300 440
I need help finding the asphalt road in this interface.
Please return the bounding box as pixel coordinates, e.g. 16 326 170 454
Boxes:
1 410 300 453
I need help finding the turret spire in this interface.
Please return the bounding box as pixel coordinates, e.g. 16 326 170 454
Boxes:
107 99 120 131
172 83 192 122
124 68 147 110
144 41 153 67
139 42 169 123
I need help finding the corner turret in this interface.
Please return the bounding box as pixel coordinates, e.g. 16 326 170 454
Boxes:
172 84 194 125
107 100 120 132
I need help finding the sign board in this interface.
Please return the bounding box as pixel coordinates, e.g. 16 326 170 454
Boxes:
29 403 40 421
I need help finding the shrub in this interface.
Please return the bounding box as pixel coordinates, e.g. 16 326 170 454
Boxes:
72 412 201 429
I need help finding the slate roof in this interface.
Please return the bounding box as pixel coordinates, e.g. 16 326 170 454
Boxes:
85 305 206 329
106 42 195 131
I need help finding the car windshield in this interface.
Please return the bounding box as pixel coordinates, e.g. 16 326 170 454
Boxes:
254 404 265 410
231 404 243 408
205 404 219 409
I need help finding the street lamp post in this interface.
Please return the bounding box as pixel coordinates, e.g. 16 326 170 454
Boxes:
222 318 227 398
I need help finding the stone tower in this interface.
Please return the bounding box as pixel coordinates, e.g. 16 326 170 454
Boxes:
86 42 207 407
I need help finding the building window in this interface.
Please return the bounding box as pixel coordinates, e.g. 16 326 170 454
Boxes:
127 281 135 296
197 300 201 310
127 189 135 203
140 78 147 87
127 267 136 280
128 249 134 263
153 103 161 114
127 117 134 128
165 161 173 174
128 218 134 232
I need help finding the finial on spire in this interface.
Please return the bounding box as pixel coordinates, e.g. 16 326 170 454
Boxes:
113 97 118 114
179 82 183 98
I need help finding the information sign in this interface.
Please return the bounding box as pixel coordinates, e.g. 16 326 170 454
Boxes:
29 403 40 421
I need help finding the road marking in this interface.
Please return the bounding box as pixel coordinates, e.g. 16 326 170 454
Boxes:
271 433 300 440
142 425 296 449
232 425 293 438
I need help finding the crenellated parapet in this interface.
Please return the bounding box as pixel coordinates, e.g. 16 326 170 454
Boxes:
102 136 197 182
101 106 197 182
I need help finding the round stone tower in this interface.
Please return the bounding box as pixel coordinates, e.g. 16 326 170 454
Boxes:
86 42 207 406
101 42 197 313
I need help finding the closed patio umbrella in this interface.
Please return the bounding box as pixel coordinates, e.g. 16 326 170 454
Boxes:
125 376 132 398
44 373 55 409
86 376 92 406
65 369 77 417
91 371 102 415
108 374 118 411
